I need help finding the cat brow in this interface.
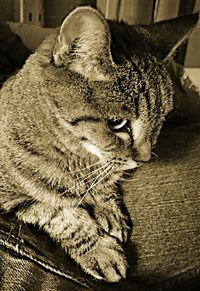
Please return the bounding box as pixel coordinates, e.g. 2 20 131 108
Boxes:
69 117 101 126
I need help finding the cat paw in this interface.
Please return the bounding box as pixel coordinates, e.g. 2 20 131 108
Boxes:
75 235 128 282
95 208 130 243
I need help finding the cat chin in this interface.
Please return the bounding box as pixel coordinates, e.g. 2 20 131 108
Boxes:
120 159 138 171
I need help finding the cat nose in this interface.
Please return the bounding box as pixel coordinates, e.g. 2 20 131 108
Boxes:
132 148 151 162
132 141 152 162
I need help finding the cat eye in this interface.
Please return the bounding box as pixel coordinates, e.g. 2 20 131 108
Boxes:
107 119 128 132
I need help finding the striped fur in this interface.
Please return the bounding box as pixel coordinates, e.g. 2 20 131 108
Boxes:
0 7 196 282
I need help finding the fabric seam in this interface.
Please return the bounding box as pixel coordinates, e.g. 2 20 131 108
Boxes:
0 238 90 289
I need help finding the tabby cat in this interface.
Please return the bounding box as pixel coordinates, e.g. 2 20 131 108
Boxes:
0 7 198 282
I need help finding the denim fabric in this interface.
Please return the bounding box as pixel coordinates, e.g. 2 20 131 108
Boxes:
0 210 200 291
0 212 152 291
0 212 93 290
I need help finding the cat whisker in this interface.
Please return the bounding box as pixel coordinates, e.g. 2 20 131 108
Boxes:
70 161 111 186
80 162 114 187
74 163 114 209
75 161 111 183
74 161 114 194
152 152 159 159
88 164 114 190
58 161 113 197
66 160 102 174
74 166 113 210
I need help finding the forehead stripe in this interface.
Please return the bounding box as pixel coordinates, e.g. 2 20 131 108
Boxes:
131 119 143 140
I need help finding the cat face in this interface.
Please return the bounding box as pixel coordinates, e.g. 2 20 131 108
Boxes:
51 7 176 168
44 55 171 174
8 7 196 178
43 66 138 171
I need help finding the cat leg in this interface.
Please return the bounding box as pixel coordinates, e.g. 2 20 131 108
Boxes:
94 192 131 243
17 202 128 282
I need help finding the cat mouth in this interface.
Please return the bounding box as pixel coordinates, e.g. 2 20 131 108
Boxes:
82 141 138 171
125 162 142 173
122 160 138 170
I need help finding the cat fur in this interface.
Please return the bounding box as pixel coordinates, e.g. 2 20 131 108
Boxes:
0 6 198 282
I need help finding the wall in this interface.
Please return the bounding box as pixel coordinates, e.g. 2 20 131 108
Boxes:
0 0 15 21
0 0 199 66
44 0 95 27
0 0 95 26
185 0 200 67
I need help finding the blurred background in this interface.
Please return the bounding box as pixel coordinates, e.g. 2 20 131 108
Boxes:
0 0 199 67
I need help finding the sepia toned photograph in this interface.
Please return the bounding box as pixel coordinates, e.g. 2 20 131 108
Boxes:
0 0 200 290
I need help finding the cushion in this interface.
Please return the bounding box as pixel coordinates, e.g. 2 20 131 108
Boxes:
123 68 200 289
124 120 200 290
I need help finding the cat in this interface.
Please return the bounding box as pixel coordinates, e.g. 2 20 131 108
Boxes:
0 6 198 282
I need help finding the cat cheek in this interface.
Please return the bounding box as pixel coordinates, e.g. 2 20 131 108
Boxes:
82 142 103 160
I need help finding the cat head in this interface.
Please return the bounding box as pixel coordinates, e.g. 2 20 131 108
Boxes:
36 7 198 171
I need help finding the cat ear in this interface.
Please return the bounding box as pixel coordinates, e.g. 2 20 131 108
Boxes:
142 13 199 61
53 6 114 81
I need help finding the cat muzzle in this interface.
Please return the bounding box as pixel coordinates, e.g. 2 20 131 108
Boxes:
132 144 151 162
